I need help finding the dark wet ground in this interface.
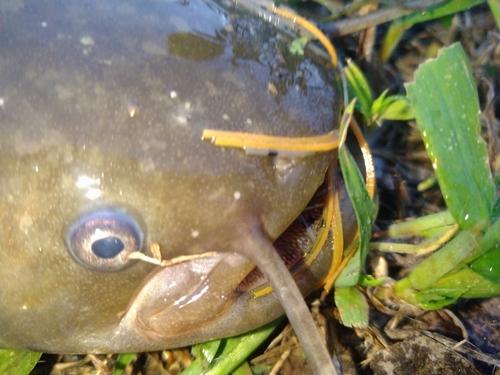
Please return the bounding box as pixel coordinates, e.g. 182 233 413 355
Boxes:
30 1 500 374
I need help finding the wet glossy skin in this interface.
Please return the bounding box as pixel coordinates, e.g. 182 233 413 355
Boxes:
0 0 341 353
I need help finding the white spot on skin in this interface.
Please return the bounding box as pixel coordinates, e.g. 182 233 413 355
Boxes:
19 214 33 234
273 157 296 182
234 191 241 200
80 36 94 46
191 230 199 238
128 102 139 117
85 188 102 200
77 176 100 188
170 91 178 99
175 114 190 125
223 114 229 121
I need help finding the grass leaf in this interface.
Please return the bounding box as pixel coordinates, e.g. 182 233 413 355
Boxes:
0 349 41 375
181 320 279 375
344 60 373 119
114 353 136 375
335 286 369 328
381 0 485 61
407 230 478 291
336 146 375 286
406 43 495 230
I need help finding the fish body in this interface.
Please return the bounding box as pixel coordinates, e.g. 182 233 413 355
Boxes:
0 0 341 353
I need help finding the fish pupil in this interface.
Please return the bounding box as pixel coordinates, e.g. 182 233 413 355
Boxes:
91 236 125 258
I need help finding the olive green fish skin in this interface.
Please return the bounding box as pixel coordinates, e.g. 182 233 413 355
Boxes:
0 0 341 353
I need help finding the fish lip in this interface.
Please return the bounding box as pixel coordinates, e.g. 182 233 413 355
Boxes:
118 251 251 342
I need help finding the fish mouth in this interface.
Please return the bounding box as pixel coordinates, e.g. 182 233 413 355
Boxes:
118 183 328 343
237 183 327 292
120 251 253 340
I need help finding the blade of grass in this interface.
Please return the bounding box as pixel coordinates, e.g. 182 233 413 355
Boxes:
181 320 280 375
380 0 485 61
0 349 41 375
487 0 500 29
181 340 221 375
335 145 375 286
393 229 479 304
432 262 500 299
204 321 279 375
414 288 466 310
469 246 500 285
388 211 455 238
462 215 500 264
326 0 484 37
406 43 495 230
114 353 135 375
334 286 369 328
407 230 478 290
344 60 373 119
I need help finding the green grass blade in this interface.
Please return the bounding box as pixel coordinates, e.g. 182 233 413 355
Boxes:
413 251 500 308
114 353 135 375
376 95 414 122
414 288 465 310
487 0 500 29
193 339 221 363
344 60 373 119
469 246 500 284
463 215 500 264
0 349 41 375
408 230 478 290
491 195 500 221
381 0 485 61
336 146 375 286
232 362 254 375
393 0 484 25
335 286 369 328
406 43 495 230
181 340 221 375
434 265 500 299
181 320 279 375
204 322 279 375
388 211 455 238
380 18 406 63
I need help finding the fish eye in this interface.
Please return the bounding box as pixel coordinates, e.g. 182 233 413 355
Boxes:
66 209 144 271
